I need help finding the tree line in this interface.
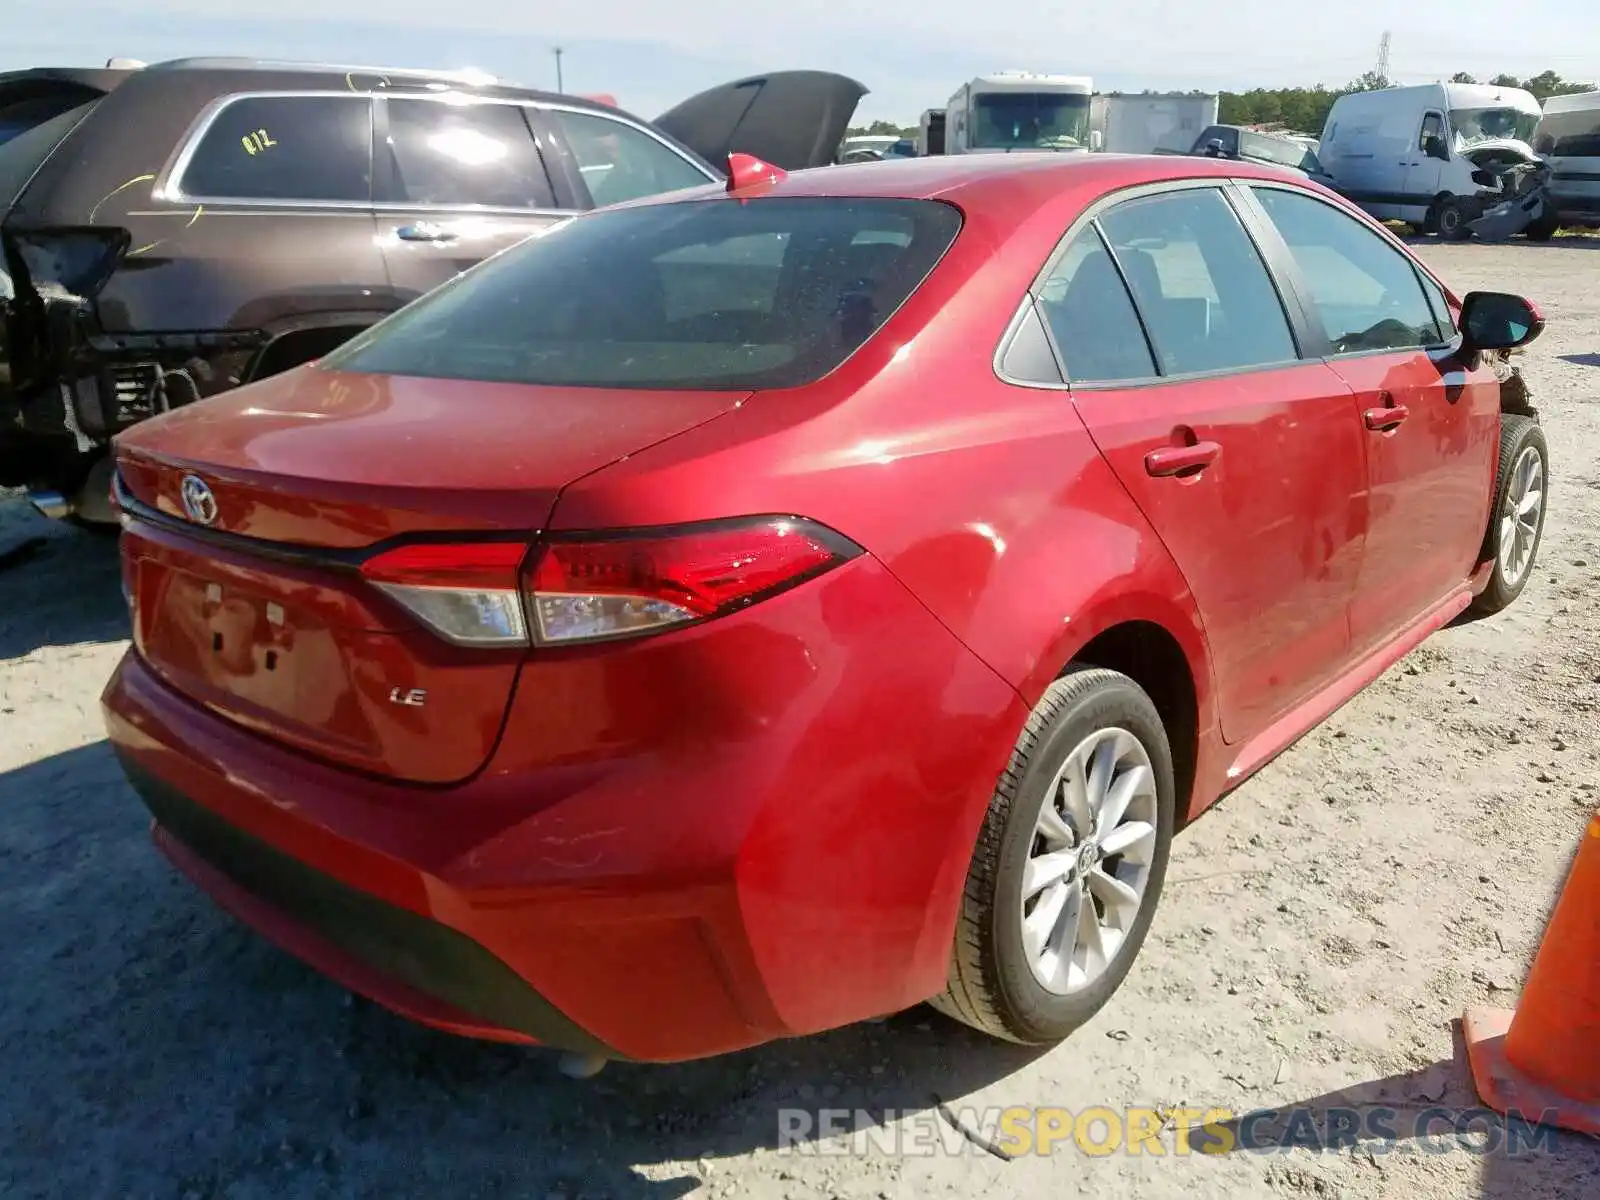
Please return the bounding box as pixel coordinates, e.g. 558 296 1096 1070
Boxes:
848 69 1596 140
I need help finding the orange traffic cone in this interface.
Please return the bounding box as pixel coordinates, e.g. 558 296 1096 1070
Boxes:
1463 809 1600 1136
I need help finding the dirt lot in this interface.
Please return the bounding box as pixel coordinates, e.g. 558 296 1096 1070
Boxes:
3 239 1599 1200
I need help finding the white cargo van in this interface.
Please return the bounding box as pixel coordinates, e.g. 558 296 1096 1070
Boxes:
1530 90 1600 237
944 72 1094 154
1318 82 1542 237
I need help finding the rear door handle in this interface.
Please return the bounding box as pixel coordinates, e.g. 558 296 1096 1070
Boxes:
1144 441 1222 477
1363 404 1411 431
396 221 456 243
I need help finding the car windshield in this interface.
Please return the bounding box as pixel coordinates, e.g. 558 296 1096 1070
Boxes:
322 197 964 391
972 92 1092 150
1452 106 1539 148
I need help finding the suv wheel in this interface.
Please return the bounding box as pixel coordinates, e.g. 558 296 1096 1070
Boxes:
1471 413 1548 616
930 667 1175 1044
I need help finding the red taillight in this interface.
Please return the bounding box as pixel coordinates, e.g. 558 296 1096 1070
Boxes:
356 518 860 648
525 517 859 645
358 540 530 647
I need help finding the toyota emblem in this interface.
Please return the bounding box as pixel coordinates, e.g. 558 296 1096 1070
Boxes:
179 474 218 526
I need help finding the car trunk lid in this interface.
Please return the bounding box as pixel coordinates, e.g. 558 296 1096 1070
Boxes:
655 70 867 172
114 364 745 783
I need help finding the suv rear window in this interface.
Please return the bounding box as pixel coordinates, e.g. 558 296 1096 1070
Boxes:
0 97 99 207
323 197 964 390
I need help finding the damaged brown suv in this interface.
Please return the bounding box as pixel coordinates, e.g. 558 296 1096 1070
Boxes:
0 58 865 523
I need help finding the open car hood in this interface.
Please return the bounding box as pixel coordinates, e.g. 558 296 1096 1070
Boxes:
655 70 868 172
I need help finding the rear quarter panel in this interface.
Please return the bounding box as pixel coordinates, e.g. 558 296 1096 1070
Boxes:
548 183 1219 735
9 69 394 377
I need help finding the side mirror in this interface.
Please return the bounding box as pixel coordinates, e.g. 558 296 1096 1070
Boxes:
1090 130 1104 152
1424 134 1450 161
1460 291 1545 352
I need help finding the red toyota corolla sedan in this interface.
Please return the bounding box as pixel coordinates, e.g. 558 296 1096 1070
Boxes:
102 151 1548 1064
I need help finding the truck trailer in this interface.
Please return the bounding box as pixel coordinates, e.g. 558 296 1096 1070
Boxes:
944 72 1094 154
1091 92 1221 155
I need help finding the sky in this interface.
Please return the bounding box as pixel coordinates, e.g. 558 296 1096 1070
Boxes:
3 0 1597 123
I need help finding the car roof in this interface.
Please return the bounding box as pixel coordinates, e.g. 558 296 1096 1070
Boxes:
4 59 622 119
0 67 135 93
722 152 1323 219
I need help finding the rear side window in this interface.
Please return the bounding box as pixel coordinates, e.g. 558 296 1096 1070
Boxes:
1097 188 1299 376
379 99 554 209
0 98 99 207
1035 227 1157 385
178 96 372 202
1250 186 1446 353
548 109 712 207
322 197 963 390
0 89 98 146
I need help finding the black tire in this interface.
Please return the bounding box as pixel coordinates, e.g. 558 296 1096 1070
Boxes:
1471 414 1549 616
1524 212 1561 243
1433 196 1473 241
930 667 1175 1044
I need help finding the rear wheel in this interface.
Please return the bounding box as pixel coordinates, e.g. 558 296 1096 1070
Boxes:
930 667 1174 1044
1471 413 1548 616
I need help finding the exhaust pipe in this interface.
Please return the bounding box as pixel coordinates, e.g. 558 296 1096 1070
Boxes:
27 489 74 520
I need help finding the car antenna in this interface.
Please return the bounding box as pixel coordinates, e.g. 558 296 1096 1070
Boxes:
726 152 787 194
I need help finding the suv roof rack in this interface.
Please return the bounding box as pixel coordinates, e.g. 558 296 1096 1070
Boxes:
141 57 509 87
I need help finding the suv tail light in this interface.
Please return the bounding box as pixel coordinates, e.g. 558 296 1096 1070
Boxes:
358 518 861 648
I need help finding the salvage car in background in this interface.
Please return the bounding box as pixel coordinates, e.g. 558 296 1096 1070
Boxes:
1317 82 1544 239
1531 90 1600 237
0 59 865 525
1189 124 1336 186
103 152 1549 1065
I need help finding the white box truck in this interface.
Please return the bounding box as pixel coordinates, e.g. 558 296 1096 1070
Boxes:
1093 93 1221 154
1317 81 1543 238
944 72 1095 154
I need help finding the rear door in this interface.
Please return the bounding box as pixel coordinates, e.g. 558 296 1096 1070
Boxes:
373 96 570 303
1242 183 1499 654
1039 182 1369 745
117 92 387 336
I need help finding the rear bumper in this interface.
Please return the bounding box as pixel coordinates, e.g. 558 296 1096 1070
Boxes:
103 556 1029 1062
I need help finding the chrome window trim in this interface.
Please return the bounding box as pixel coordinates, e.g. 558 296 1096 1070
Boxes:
1241 179 1459 357
154 89 717 211
993 176 1307 392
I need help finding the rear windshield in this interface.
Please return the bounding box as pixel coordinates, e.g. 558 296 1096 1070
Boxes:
323 196 963 391
0 97 99 208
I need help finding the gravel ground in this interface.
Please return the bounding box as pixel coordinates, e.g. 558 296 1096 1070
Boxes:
3 239 1599 1200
